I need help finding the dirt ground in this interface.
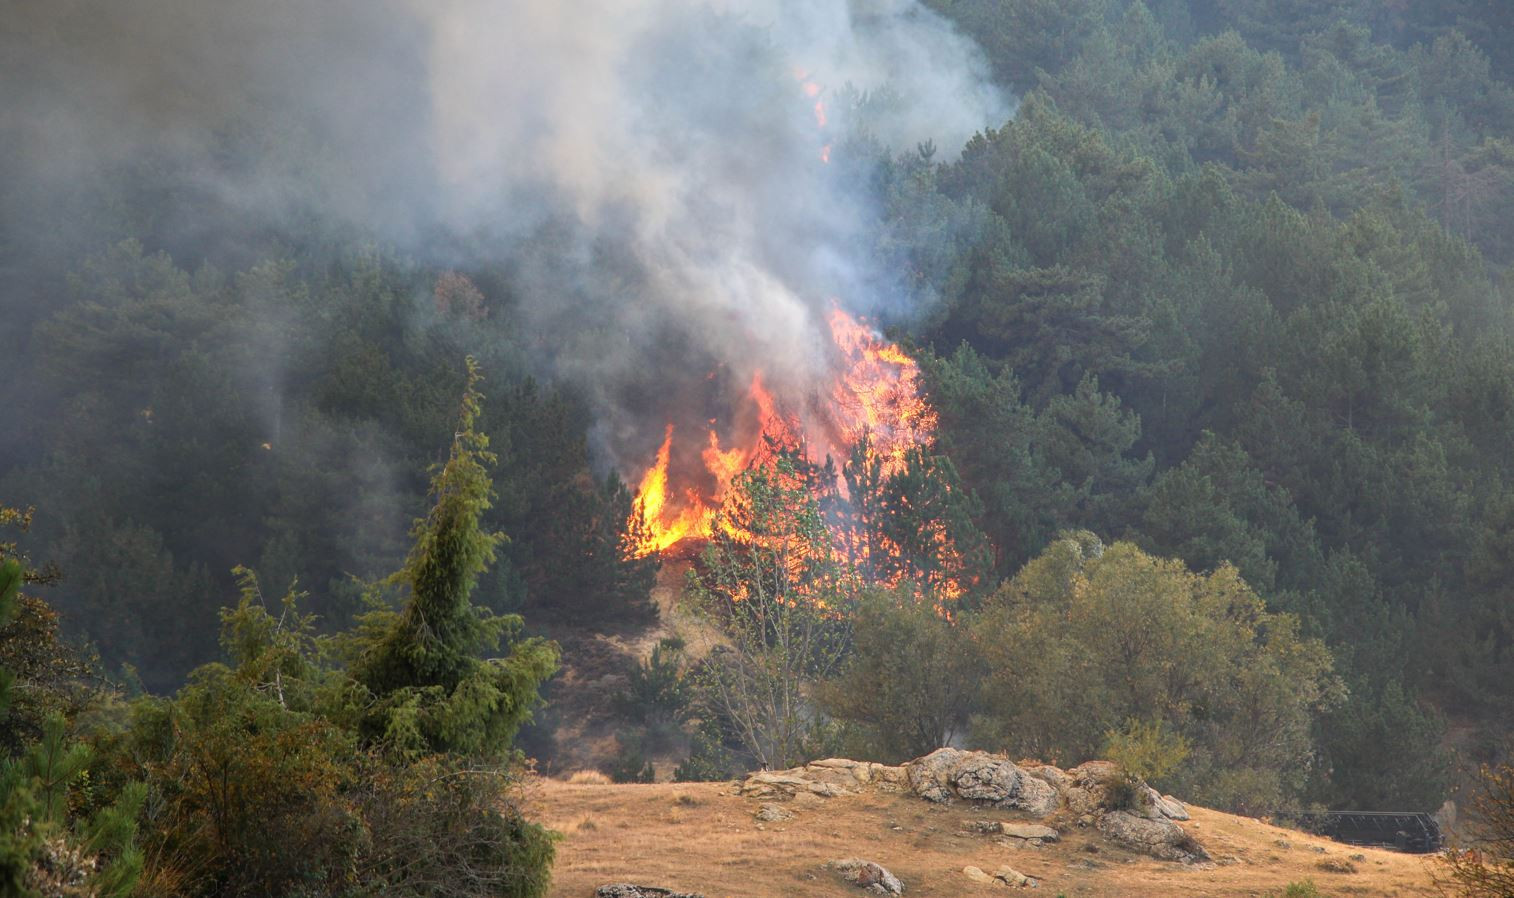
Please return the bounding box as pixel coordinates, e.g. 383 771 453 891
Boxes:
531 779 1439 898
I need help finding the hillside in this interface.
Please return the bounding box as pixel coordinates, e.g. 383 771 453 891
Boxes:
532 767 1438 898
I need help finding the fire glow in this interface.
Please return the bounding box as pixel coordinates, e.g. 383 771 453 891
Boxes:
627 307 936 558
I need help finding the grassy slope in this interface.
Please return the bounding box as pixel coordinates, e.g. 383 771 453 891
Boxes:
531 779 1437 898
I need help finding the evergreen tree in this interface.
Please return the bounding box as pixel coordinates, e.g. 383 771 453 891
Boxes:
351 357 560 760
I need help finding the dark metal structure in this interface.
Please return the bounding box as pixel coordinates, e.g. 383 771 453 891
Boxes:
1290 811 1443 853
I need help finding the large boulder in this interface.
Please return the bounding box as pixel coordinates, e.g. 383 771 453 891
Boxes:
740 761 907 800
1097 810 1210 863
905 749 1058 817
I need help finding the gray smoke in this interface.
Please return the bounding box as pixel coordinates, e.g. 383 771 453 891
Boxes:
3 0 1008 467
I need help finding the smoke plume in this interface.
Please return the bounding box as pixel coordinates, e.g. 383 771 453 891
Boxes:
3 0 1008 468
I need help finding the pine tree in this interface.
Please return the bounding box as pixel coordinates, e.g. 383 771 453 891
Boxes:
351 357 560 760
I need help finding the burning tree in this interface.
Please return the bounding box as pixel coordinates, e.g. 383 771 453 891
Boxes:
626 306 989 603
686 454 856 770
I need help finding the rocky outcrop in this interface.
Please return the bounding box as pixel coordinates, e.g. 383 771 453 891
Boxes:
754 803 793 822
740 759 907 800
963 865 1038 888
1097 810 1210 863
905 749 1059 816
740 750 1206 865
830 858 904 895
990 821 1060 842
595 886 706 898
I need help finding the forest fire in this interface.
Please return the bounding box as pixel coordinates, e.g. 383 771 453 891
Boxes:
627 308 936 559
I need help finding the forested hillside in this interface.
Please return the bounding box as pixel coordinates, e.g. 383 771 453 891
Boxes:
5 5 1514 892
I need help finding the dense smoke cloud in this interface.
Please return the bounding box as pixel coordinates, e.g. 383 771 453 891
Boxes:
4 0 1008 466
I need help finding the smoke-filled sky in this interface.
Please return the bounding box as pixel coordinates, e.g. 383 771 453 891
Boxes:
5 0 1009 466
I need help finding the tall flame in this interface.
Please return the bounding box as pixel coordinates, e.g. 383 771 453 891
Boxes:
630 424 713 555
626 308 936 559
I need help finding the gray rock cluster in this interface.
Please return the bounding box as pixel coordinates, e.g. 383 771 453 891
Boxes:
906 748 1060 816
739 758 909 800
740 748 1206 865
594 886 705 898
829 858 904 895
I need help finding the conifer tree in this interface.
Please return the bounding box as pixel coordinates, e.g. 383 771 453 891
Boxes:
351 357 559 760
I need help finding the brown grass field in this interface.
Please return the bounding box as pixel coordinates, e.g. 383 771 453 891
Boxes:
531 778 1439 898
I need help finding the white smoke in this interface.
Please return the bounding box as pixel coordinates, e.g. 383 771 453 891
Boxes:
4 0 1009 466
407 0 1009 462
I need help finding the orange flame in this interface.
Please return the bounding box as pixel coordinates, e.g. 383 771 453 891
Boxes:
626 308 938 561
629 424 713 555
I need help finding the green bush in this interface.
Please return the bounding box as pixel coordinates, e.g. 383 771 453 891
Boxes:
618 637 690 727
817 587 981 763
609 733 657 784
674 718 733 783
1103 718 1190 788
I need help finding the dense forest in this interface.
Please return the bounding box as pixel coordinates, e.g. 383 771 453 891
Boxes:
5 1 1514 894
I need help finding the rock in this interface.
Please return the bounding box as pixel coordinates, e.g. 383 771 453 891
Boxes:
962 866 995 884
993 865 1037 887
955 754 1025 803
1063 787 1099 816
830 858 904 895
871 765 909 790
595 885 705 898
1069 760 1121 788
999 823 1060 842
748 772 810 788
1316 857 1358 874
907 748 967 803
1022 764 1071 792
1013 775 1061 817
1154 794 1190 821
754 804 792 822
1097 810 1210 863
903 749 1059 817
740 769 851 800
1138 786 1190 821
810 758 862 769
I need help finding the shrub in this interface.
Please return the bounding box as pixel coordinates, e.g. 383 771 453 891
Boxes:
609 734 656 784
974 534 1341 811
817 587 981 763
1102 718 1190 788
674 718 733 782
618 637 690 727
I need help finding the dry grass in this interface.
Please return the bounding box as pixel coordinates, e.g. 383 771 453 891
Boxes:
531 779 1440 898
566 770 612 785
